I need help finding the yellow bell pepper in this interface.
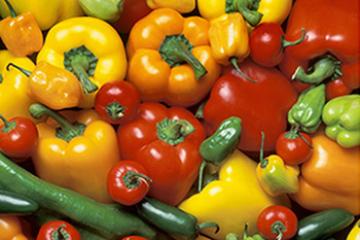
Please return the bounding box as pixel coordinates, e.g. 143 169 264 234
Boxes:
37 17 127 109
0 216 27 240
197 0 292 26
0 50 35 119
0 0 83 30
29 104 120 203
146 0 195 13
179 150 289 239
347 220 360 240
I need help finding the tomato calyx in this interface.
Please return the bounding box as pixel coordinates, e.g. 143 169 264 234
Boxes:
284 126 312 148
50 224 71 240
271 221 286 240
106 102 125 121
123 170 152 190
0 114 16 133
157 118 195 145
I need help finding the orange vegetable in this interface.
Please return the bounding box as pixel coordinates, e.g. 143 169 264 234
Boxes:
0 216 27 240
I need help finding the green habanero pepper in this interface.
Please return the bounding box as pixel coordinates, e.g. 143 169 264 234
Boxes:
197 117 242 191
288 84 326 133
79 0 124 22
322 94 360 148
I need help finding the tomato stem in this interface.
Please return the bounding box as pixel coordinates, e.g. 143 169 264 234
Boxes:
6 63 32 77
51 224 71 240
3 0 17 18
0 114 16 133
123 171 152 190
272 221 286 240
106 102 125 121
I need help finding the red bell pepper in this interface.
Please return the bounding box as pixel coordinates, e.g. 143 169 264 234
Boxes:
117 103 205 205
280 0 359 99
203 60 297 152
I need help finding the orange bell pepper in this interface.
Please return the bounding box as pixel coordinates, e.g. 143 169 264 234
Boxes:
0 216 27 240
0 0 43 57
127 8 221 107
292 130 360 215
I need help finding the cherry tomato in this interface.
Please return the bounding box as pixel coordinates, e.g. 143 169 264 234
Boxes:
326 79 352 100
275 130 312 166
107 160 151 206
95 81 140 125
0 115 38 158
257 205 298 240
122 237 149 240
36 220 80 240
250 23 305 67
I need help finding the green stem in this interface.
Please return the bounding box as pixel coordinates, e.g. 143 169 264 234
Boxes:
6 63 32 77
0 114 16 133
197 222 219 233
197 160 207 192
106 102 125 121
4 0 17 18
272 221 286 240
159 35 207 80
282 28 306 48
156 118 195 145
226 0 263 26
71 58 98 94
230 57 256 83
292 55 342 84
259 131 268 168
123 171 152 190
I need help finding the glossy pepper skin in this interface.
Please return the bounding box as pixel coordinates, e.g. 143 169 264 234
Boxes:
0 0 43 57
79 0 124 22
179 150 289 239
204 60 297 152
0 0 83 30
347 220 360 240
37 17 127 108
117 102 205 205
127 8 221 107
322 94 360 148
0 216 27 240
197 0 292 26
146 0 195 13
292 131 360 215
0 50 35 119
280 0 359 98
29 104 120 203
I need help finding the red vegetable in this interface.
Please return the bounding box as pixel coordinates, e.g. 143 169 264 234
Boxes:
107 160 151 206
117 102 205 205
276 130 313 166
257 205 298 240
122 237 148 240
95 81 140 125
36 220 80 240
0 115 38 158
250 23 305 67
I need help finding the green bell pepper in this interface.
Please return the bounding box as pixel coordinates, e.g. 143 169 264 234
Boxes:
79 0 124 22
322 94 360 148
288 84 326 133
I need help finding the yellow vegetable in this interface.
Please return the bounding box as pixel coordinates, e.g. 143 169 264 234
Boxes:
347 220 360 240
146 0 195 13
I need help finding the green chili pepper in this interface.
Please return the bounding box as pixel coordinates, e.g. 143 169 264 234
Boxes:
79 0 124 22
0 190 39 214
288 84 326 133
322 94 360 148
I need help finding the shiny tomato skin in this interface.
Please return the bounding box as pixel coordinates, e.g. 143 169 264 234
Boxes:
276 131 313 166
326 79 352 100
257 205 298 240
36 220 80 240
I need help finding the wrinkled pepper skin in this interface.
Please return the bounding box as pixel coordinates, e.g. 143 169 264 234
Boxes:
322 94 360 148
0 50 35 119
0 216 27 240
127 8 221 107
179 150 289 240
37 17 127 108
204 60 297 152
0 0 83 30
280 0 359 96
292 131 360 215
117 103 205 206
79 0 124 22
347 220 360 240
146 0 195 13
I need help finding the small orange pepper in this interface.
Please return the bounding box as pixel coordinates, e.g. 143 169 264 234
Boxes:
0 216 27 240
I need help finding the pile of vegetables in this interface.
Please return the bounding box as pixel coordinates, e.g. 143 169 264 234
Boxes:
0 0 359 239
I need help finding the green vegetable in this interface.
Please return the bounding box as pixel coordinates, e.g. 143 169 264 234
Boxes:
0 190 39 214
288 84 325 133
0 152 156 239
295 208 354 240
322 94 360 148
137 197 218 240
79 0 124 22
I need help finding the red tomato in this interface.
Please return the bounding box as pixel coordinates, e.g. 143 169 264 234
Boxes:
113 0 152 33
0 115 38 158
107 160 151 206
95 81 140 125
257 205 298 240
326 79 352 100
122 237 148 240
276 131 313 165
36 220 80 240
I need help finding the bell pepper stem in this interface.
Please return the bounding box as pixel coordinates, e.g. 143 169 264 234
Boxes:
232 0 263 26
123 171 152 190
230 57 256 83
159 35 207 80
106 102 125 121
282 28 306 48
6 63 32 77
156 118 195 145
259 131 268 168
0 114 16 133
71 57 98 94
197 161 207 192
3 0 17 18
292 55 342 84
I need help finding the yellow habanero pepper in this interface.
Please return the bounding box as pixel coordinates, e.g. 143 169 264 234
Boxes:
37 17 127 109
179 150 289 239
0 0 83 30
347 220 360 240
197 0 292 27
146 0 195 13
29 104 120 203
0 216 27 240
0 50 35 119
127 8 221 107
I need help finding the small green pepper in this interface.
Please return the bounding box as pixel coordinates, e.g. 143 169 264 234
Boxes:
0 190 39 215
79 0 124 22
288 84 326 133
225 225 264 240
322 94 360 148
